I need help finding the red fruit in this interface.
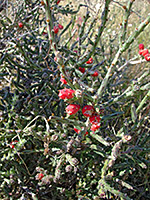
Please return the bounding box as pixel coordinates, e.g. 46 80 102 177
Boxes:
139 50 143 55
42 31 47 35
38 173 44 180
144 53 150 61
86 57 93 64
60 77 67 84
141 49 149 56
139 43 144 50
74 127 88 136
10 144 15 149
10 140 18 149
82 105 94 117
74 128 81 134
56 0 61 4
90 115 101 124
91 71 98 77
58 24 63 29
18 22 23 28
53 26 59 34
58 88 75 99
79 67 85 73
91 123 100 131
66 104 80 115
54 57 57 61
84 131 88 136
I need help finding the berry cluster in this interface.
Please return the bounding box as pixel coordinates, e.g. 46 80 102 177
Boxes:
60 57 98 85
138 43 150 61
78 57 99 77
57 55 102 134
82 105 101 132
58 89 102 133
53 24 63 34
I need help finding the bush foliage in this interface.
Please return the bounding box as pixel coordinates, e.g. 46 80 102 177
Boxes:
0 0 150 199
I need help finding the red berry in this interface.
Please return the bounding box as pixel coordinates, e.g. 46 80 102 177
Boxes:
90 114 101 124
84 131 89 136
86 57 93 64
60 77 67 84
56 0 61 4
74 128 80 134
53 26 59 34
42 31 47 35
74 127 88 136
38 173 44 180
58 88 75 100
58 24 63 29
18 22 23 28
141 49 149 56
79 67 85 73
139 43 144 50
66 104 80 115
144 53 150 61
91 71 98 77
10 144 15 149
91 123 100 131
10 140 18 149
139 50 143 55
82 105 95 117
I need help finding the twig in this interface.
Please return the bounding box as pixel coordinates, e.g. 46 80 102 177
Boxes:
95 14 150 102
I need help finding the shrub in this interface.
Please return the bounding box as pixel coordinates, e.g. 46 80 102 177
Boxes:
0 0 150 199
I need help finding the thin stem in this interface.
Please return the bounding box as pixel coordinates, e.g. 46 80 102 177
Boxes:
136 90 150 113
121 14 150 53
95 14 150 102
44 0 57 51
119 0 135 46
77 0 111 65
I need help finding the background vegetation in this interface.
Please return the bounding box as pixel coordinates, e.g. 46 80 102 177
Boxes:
0 0 150 199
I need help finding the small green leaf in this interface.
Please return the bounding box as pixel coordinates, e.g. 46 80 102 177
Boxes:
131 103 137 123
90 133 110 146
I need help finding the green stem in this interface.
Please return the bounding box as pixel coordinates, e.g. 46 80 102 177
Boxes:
44 0 57 51
119 0 134 46
136 90 150 113
101 159 109 179
49 115 85 127
79 11 90 39
96 49 121 100
98 179 131 200
121 14 150 53
95 14 150 102
77 0 111 65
